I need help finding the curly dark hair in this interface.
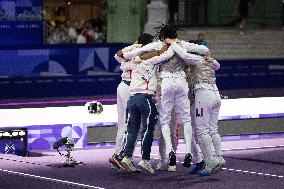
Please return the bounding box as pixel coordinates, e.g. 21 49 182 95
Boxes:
137 33 154 46
155 23 178 41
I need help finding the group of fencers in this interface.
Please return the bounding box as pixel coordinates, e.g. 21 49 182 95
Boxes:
109 24 225 177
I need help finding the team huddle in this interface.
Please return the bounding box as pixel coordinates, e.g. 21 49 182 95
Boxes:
109 24 225 176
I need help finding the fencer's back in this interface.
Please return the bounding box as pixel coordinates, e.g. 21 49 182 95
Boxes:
159 53 187 75
185 66 195 103
192 60 216 85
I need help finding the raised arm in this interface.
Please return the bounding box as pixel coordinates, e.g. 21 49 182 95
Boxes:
121 43 141 53
137 48 174 82
139 44 169 60
171 42 203 65
114 53 124 64
123 41 163 60
204 56 220 71
212 59 220 71
179 40 210 56
139 51 160 61
114 44 142 64
136 47 174 66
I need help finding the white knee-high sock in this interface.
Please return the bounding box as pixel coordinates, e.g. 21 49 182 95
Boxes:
211 132 222 156
161 124 174 154
183 122 192 154
198 133 214 164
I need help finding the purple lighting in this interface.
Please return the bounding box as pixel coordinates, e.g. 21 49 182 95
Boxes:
0 98 117 106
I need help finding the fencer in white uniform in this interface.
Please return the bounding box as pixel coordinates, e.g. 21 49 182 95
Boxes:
187 58 221 175
124 37 209 171
186 67 205 173
193 58 224 176
114 44 141 154
124 27 213 170
159 41 209 171
155 42 211 171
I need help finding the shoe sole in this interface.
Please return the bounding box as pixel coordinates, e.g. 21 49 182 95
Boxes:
138 162 154 174
109 158 123 170
200 172 210 177
183 162 191 168
156 164 168 171
120 161 135 172
211 163 224 174
120 161 142 173
134 169 142 173
156 169 167 171
212 162 226 174
168 165 176 172
189 163 206 175
156 167 168 171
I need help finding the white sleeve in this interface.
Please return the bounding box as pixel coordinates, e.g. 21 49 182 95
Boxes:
171 42 203 65
123 41 163 60
141 47 175 65
114 44 141 64
180 40 210 56
114 54 124 64
120 61 134 71
212 59 220 71
121 44 142 53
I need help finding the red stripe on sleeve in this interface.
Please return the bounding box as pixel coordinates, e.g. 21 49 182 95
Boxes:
129 70 132 79
146 80 150 91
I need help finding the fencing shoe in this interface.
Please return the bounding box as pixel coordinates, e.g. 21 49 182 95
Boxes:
217 155 226 167
120 157 140 173
199 158 219 177
138 160 154 174
214 155 226 173
183 153 192 168
189 160 206 175
156 160 168 171
109 154 123 169
168 151 176 172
